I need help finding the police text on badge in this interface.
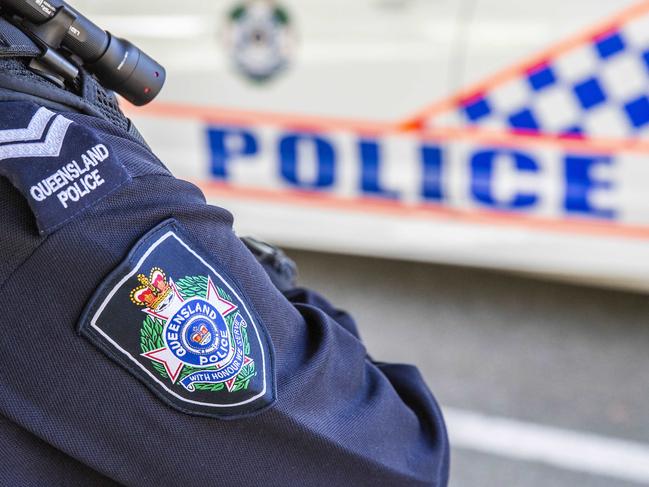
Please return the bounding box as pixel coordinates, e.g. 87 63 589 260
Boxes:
29 144 110 209
0 101 130 234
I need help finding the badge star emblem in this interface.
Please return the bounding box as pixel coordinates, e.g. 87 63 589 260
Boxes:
139 276 237 383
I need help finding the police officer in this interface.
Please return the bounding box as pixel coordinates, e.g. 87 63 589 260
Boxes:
0 5 449 486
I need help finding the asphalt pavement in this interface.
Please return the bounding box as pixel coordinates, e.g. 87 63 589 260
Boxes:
287 249 649 486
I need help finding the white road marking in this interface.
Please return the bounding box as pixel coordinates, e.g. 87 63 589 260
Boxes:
445 407 649 484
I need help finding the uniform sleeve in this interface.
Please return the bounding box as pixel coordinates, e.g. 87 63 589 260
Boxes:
283 287 362 339
168 177 450 485
0 117 449 487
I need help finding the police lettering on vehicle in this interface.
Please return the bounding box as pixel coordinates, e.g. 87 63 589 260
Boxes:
195 10 649 227
207 126 617 220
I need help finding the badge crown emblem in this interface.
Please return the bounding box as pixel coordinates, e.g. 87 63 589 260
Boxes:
130 267 172 310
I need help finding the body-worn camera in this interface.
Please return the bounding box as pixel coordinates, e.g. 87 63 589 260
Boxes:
0 0 165 105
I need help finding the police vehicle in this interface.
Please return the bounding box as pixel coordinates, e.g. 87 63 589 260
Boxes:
76 0 649 292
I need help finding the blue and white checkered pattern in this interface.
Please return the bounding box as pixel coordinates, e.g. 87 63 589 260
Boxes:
456 15 649 138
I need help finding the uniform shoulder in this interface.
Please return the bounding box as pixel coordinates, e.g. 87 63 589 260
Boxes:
0 100 173 237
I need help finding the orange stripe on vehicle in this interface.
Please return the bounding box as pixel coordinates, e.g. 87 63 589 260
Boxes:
419 126 649 154
197 181 649 241
123 100 396 135
126 101 649 154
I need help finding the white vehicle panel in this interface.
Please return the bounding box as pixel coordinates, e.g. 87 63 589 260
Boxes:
75 0 649 291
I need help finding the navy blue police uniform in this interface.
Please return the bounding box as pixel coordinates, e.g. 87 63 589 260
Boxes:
0 17 449 487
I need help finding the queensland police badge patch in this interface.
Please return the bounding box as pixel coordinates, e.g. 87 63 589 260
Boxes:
78 220 276 419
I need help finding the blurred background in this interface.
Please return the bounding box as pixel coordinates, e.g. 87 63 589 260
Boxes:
76 0 649 484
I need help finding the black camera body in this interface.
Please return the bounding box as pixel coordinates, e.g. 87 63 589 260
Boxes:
0 0 165 105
